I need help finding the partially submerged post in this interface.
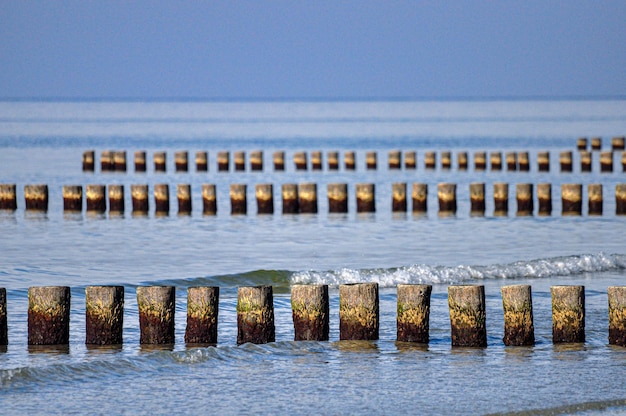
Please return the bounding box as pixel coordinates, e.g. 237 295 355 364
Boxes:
291 285 329 341
392 183 407 212
114 151 127 172
63 185 83 212
490 152 502 171
185 287 219 345
501 285 534 346
131 184 149 215
560 151 573 172
134 151 146 172
311 151 323 170
237 285 275 344
108 184 124 215
339 283 379 340
327 151 339 170
294 151 308 171
474 152 486 171
86 184 106 214
516 183 533 216
137 286 176 345
101 150 113 172
234 151 246 171
282 184 299 214
600 151 613 173
154 151 166 172
397 284 432 343
366 151 377 170
177 184 192 215
580 151 592 172
85 286 124 345
412 183 428 214
250 150 263 171
493 183 509 216
230 184 247 215
24 184 48 212
202 184 217 215
0 289 6 346
273 151 285 171
83 150 95 172
448 285 487 347
298 183 318 214
551 285 585 343
518 152 530 171
344 151 356 170
587 184 603 216
561 184 583 216
405 151 416 169
469 182 485 216
175 151 188 172
616 184 626 215
328 183 348 213
441 151 452 169
388 150 401 170
591 137 602 150
424 151 436 170
537 183 552 216
356 183 375 213
505 152 517 171
195 151 208 172
28 286 70 345
437 183 456 215
154 184 170 216
218 151 230 172
608 286 626 346
612 136 625 151
537 151 550 172
0 184 17 210
577 137 588 150
457 152 468 170
255 184 274 214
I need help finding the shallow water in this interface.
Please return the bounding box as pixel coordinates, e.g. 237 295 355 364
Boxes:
1 99 626 414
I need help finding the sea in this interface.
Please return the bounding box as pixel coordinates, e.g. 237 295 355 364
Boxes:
0 99 626 415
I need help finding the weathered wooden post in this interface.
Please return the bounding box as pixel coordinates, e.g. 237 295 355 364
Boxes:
0 288 6 346
234 151 246 171
294 151 308 171
392 183 407 212
448 285 486 347
622 151 626 172
591 137 602 150
388 150 401 170
613 136 625 151
356 183 375 213
441 151 452 170
344 151 356 170
24 184 48 212
154 151 167 172
405 151 416 169
537 183 552 216
339 283 379 340
501 285 534 346
493 183 509 216
437 183 456 215
617 184 626 215
137 286 175 345
538 151 550 172
83 150 95 172
114 151 127 172
474 151 486 171
397 284 432 343
412 183 428 214
273 151 285 171
560 151 573 172
291 285 329 341
177 184 192 215
131 184 149 216
250 150 263 171
470 183 485 216
230 184 247 215
218 151 230 171
561 184 582 216
237 285 275 344
311 151 323 170
327 151 339 170
282 184 299 214
0 184 17 210
328 183 348 213
580 150 592 172
108 184 124 215
608 286 626 346
457 151 468 170
28 286 70 345
85 286 124 345
134 151 146 172
490 152 502 171
101 150 113 172
424 151 436 170
154 184 170 216
577 137 588 150
63 185 83 212
588 184 603 216
255 184 274 214
518 152 530 171
185 287 219 345
600 151 613 173
516 183 533 216
196 151 208 172
202 184 217 215
298 183 318 214
86 184 106 214
505 152 517 171
175 151 188 172
551 285 585 343
366 151 377 170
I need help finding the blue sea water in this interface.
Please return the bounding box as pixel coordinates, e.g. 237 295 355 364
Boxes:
0 99 626 415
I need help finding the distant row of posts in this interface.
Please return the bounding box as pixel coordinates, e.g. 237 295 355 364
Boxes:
6 284 626 348
2 182 625 216
82 141 626 174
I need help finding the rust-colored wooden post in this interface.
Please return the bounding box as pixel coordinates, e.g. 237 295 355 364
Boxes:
291 285 329 341
185 287 219 345
397 284 431 343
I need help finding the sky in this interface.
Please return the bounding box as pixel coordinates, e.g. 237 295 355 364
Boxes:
1 1 625 100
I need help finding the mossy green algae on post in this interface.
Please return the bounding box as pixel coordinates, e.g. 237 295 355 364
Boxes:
185 286 219 345
501 285 534 346
237 285 275 345
397 284 432 343
608 286 626 346
448 285 486 347
86 286 124 345
28 286 70 345
339 283 379 341
291 285 329 341
551 285 585 343
137 286 175 345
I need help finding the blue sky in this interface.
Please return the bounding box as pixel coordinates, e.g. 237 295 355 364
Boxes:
1 1 625 99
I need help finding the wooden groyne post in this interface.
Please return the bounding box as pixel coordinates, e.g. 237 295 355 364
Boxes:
501 285 534 346
608 286 626 346
388 150 401 169
591 137 602 150
202 184 217 215
294 151 308 171
448 285 487 347
85 286 124 345
493 183 509 216
154 151 166 172
424 151 436 169
538 151 550 172
250 150 263 171
63 185 83 212
311 151 323 170
237 285 275 344
474 151 486 171
491 151 502 170
366 151 377 170
291 285 329 341
392 183 407 212
234 151 246 171
28 286 71 345
218 151 230 172
131 184 149 216
255 184 274 214
551 285 585 343
457 151 468 170
0 184 17 210
328 183 348 213
108 185 124 215
175 151 188 172
516 183 533 216
114 151 127 172
230 184 247 215
617 184 626 215
196 151 208 172
580 151 592 172
587 184 603 216
397 284 432 343
469 182 485 216
154 184 170 216
339 283 379 341
405 151 416 169
537 183 552 215
441 151 452 169
0 288 6 346
412 183 428 214
134 151 146 172
437 183 457 215
327 151 339 170
561 184 582 216
298 183 318 214
344 151 356 170
137 286 175 345
273 151 285 171
282 184 299 214
505 152 517 171
600 151 613 173
83 150 95 172
177 184 192 215
356 183 375 213
86 184 106 214
185 287 219 345
560 151 573 172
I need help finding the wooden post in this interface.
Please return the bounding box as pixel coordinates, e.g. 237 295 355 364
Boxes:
114 151 127 172
0 288 6 346
366 151 377 170
250 150 263 171
392 183 407 212
448 285 487 347
202 184 217 215
63 185 83 212
469 183 485 216
538 151 550 172
311 151 323 170
328 183 348 213
137 286 175 345
177 184 192 215
612 136 625 151
154 184 170 216
412 183 428 214
388 150 401 170
600 151 613 173
424 151 436 169
291 285 329 341
622 151 626 172
493 183 509 216
230 184 247 215
154 151 166 172
551 285 585 343
617 184 626 215
457 151 468 170
501 285 534 346
356 183 375 213
85 286 124 345
474 151 486 171
294 151 308 171
437 183 456 215
591 137 602 150
518 152 530 171
131 184 149 216
580 150 592 172
175 151 188 172
397 284 431 343
441 151 452 169
134 151 146 172
101 150 113 172
577 137 588 150
185 287 219 345
588 184 603 216
490 152 502 171
405 151 416 169
344 151 356 170
273 151 285 171
83 150 95 172
339 283 379 341
255 184 274 214
537 183 552 216
108 184 124 215
505 152 517 171
0 184 17 210
218 151 230 171
195 151 208 172
298 183 318 214
516 183 533 216
237 286 275 344
86 184 106 213
562 184 582 216
282 184 299 214
560 151 573 172
234 151 246 171
327 151 339 170
28 286 70 345
608 286 626 346
24 184 48 212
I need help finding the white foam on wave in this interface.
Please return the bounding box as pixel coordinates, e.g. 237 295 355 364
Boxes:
290 253 626 288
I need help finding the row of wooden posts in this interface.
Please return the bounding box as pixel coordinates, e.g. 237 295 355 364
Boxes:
2 182 626 216
5 283 626 348
83 145 626 174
